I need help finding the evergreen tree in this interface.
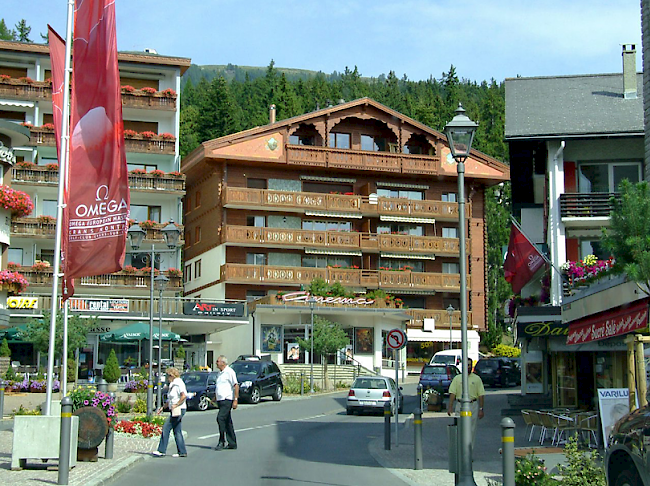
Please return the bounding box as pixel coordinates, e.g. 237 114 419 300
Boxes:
103 349 121 383
14 19 31 43
0 337 10 358
0 19 15 41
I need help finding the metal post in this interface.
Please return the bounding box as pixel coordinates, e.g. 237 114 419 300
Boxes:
300 372 304 396
449 309 453 350
97 378 108 393
417 384 423 412
105 392 115 459
157 287 163 409
0 381 4 419
501 417 516 486
414 407 423 470
147 245 155 417
384 401 391 450
58 396 73 485
309 300 315 393
394 348 399 447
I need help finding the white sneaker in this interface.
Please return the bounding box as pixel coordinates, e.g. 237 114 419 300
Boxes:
172 453 187 458
152 451 165 457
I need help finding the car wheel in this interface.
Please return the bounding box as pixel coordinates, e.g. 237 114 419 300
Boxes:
250 387 261 404
197 395 210 411
272 384 282 401
613 468 643 486
346 407 353 415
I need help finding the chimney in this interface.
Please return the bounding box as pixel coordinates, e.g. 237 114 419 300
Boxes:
622 44 637 99
269 104 276 124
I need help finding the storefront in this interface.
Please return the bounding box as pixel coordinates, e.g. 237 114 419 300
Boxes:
405 328 480 374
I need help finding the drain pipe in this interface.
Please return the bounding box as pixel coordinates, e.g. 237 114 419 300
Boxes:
549 141 565 305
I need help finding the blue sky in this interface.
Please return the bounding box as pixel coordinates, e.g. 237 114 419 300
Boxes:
3 0 643 82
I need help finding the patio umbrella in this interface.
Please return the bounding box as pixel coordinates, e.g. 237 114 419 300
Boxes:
99 322 181 342
0 324 28 342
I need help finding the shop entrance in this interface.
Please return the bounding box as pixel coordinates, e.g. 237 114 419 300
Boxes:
576 352 595 409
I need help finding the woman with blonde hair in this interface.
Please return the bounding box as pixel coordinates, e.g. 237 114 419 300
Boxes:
153 367 188 457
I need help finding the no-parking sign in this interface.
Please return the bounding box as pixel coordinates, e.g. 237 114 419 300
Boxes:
386 328 407 350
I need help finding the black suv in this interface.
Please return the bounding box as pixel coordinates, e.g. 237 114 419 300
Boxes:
230 358 283 404
606 403 650 486
473 357 520 387
180 371 219 411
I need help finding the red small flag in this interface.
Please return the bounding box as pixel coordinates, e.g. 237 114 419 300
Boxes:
504 224 546 294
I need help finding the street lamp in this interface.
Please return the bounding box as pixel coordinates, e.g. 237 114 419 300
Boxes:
128 220 180 417
307 296 316 393
445 103 478 486
447 305 454 350
155 274 169 409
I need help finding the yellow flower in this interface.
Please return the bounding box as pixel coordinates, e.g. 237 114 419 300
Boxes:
583 254 597 266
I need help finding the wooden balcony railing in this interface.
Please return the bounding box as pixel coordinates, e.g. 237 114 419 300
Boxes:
26 128 175 155
11 218 56 238
223 187 469 221
286 146 439 175
17 266 183 289
221 263 466 292
406 309 474 329
12 166 185 192
223 225 462 255
0 79 176 110
559 192 617 218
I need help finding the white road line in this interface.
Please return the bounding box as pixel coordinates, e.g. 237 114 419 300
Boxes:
197 413 330 440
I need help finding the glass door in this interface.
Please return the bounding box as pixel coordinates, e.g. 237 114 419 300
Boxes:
553 352 577 408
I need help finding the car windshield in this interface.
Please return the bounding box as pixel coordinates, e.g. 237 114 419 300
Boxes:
182 373 208 386
422 365 447 375
433 355 456 365
353 378 387 390
231 362 261 377
477 361 499 370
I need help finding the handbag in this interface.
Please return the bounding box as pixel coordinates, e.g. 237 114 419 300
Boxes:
171 406 181 417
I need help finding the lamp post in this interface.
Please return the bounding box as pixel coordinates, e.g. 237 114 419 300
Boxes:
307 296 316 393
155 274 169 409
445 103 478 486
128 220 180 417
447 305 454 350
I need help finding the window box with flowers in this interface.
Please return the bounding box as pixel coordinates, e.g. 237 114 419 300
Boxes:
124 129 139 139
0 185 34 218
6 262 20 271
140 87 157 95
123 265 139 274
121 85 136 93
166 268 182 278
139 220 158 230
39 215 56 225
160 132 176 140
149 169 166 177
32 260 51 272
41 123 55 131
168 171 183 178
140 131 156 139
0 270 29 294
15 161 36 169
160 88 177 98
45 163 59 171
129 168 147 175
561 255 615 291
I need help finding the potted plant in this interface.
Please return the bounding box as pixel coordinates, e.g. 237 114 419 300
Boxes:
174 345 185 369
0 270 29 294
103 349 121 392
31 260 51 272
0 337 10 377
0 185 34 218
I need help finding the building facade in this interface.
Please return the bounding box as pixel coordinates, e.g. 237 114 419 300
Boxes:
182 98 509 373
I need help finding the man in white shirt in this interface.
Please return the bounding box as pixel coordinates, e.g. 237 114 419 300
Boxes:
214 355 239 450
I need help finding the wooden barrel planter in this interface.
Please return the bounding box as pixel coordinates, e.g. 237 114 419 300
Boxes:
73 406 109 462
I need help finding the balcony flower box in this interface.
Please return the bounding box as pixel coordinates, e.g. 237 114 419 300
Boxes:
561 255 615 290
0 185 34 218
0 270 29 294
166 268 182 277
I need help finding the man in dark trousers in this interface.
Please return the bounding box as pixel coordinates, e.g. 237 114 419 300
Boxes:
214 355 239 450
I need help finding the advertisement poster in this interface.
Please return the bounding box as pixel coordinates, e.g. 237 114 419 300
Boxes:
261 325 283 352
354 328 373 354
287 343 300 361
598 388 630 448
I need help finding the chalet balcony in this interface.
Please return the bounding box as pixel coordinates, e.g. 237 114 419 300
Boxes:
0 78 176 110
406 309 474 330
223 224 463 256
286 145 440 175
12 166 185 193
223 187 468 222
559 192 617 228
220 263 466 292
15 266 183 290
25 127 176 155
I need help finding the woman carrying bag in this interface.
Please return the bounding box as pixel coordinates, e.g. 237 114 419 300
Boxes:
153 367 188 457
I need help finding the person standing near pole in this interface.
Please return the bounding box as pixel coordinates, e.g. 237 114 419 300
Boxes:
447 358 485 452
153 367 187 457
214 355 239 451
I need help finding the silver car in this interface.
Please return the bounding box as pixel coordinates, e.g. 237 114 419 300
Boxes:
346 376 404 416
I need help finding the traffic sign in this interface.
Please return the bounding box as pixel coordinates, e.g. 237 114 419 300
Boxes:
386 328 407 350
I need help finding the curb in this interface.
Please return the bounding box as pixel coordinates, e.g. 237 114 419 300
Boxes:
73 454 150 486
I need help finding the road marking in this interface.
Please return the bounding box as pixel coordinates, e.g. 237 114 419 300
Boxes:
197 413 329 440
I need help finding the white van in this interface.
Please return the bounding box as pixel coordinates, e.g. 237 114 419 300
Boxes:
429 349 480 370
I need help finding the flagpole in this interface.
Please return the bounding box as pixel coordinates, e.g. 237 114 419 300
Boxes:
45 0 74 416
510 216 566 279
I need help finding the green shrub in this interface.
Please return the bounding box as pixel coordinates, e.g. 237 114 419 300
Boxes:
282 373 321 394
133 414 165 426
557 436 605 486
0 338 10 358
115 399 132 413
67 358 76 382
132 397 147 414
13 404 41 416
4 364 17 381
515 452 555 486
492 343 521 357
103 349 121 383
175 345 186 360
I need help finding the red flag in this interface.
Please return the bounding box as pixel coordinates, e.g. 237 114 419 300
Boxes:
503 224 546 294
47 26 66 158
63 0 130 297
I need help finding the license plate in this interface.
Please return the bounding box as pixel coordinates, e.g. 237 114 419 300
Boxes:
360 400 377 406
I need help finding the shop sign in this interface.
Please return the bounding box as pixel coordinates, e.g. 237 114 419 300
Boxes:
183 302 245 317
567 300 649 345
7 296 38 309
280 291 375 306
517 321 567 338
67 298 129 313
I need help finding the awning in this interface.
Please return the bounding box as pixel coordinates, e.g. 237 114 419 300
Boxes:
379 215 436 224
407 329 479 343
99 322 181 342
381 252 436 260
304 211 362 219
0 100 34 108
566 299 649 345
305 248 362 256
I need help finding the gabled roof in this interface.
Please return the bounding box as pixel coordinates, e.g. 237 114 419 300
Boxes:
505 73 643 140
183 97 509 182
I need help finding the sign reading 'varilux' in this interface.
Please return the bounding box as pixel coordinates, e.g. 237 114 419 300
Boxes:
183 302 245 317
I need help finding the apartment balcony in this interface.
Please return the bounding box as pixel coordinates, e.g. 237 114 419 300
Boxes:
25 127 176 155
223 224 463 256
406 309 474 330
12 166 185 193
223 187 468 222
16 266 183 290
0 78 176 110
286 145 439 175
559 192 617 228
220 263 465 292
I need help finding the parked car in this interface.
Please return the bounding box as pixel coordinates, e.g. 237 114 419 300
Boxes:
230 358 283 404
606 403 650 486
418 364 459 395
181 371 218 411
473 358 519 387
429 349 480 371
346 376 404 416
509 357 522 386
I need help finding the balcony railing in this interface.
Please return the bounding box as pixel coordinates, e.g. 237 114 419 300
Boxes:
286 146 439 175
12 166 185 192
223 187 469 221
25 128 175 155
221 263 466 292
223 225 463 256
406 309 474 329
559 192 617 218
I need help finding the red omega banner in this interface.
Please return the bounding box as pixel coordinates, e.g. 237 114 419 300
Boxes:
64 0 129 294
566 299 649 345
47 26 65 158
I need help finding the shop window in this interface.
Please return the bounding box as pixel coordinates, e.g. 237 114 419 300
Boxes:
329 132 350 149
194 260 201 279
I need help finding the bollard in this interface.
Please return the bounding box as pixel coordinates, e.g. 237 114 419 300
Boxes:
300 372 304 396
97 378 108 393
105 392 116 459
417 384 423 411
384 401 391 450
414 407 423 470
501 417 516 486
0 381 4 420
58 396 73 485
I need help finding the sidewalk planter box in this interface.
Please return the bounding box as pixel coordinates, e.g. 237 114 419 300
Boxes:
11 415 79 470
